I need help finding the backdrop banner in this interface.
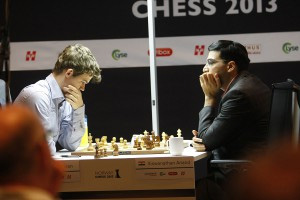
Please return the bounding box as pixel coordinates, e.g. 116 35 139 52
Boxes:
11 32 300 70
3 0 300 70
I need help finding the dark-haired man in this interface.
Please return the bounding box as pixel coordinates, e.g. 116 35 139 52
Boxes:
193 40 271 160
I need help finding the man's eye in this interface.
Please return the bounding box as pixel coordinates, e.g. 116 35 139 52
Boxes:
207 61 213 65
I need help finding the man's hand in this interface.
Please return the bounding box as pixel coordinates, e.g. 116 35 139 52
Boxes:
63 85 84 110
199 73 221 106
192 130 202 143
192 130 206 151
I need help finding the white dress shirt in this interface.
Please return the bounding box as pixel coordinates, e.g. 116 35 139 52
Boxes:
14 74 85 154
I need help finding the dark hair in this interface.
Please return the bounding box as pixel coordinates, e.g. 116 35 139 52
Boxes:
208 40 250 71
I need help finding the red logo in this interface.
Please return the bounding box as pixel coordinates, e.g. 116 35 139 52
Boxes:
148 48 173 57
26 51 36 61
168 172 178 176
194 45 205 55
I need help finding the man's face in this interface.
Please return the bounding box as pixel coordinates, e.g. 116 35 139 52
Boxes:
65 73 93 92
203 51 228 87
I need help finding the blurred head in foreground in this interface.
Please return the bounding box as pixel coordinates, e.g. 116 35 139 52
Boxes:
0 105 65 198
230 142 300 200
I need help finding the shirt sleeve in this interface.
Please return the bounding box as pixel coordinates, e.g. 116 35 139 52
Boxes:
57 104 85 151
198 90 252 151
14 89 57 154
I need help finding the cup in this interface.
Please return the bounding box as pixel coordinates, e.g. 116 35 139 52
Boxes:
168 137 184 156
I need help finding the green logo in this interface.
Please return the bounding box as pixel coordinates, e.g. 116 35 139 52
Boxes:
282 42 299 54
112 49 128 60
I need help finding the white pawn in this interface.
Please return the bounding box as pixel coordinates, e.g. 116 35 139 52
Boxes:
177 129 182 137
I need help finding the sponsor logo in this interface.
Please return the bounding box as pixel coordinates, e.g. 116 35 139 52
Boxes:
94 169 121 179
64 174 72 180
112 49 128 60
282 42 299 54
168 171 178 176
138 161 146 166
194 45 205 55
245 44 261 54
160 172 166 176
144 172 157 176
26 51 36 61
148 48 173 57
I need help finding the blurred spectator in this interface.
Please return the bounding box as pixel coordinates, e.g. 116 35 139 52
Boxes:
0 105 65 200
230 142 300 200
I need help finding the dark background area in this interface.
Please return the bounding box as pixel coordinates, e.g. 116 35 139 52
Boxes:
2 0 300 140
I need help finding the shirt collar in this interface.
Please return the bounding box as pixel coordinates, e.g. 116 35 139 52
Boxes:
45 73 65 102
222 71 249 97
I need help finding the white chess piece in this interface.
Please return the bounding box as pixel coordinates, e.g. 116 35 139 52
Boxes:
177 129 182 137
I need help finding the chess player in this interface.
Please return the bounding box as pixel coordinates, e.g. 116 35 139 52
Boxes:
193 40 271 159
0 105 65 200
192 40 271 200
15 44 101 154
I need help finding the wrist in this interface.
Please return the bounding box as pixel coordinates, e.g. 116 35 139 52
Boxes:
204 96 216 107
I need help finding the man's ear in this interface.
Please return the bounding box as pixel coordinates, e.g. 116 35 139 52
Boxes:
227 61 237 73
65 69 74 78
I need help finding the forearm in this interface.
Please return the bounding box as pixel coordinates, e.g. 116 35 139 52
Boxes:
204 96 217 107
58 106 85 151
197 106 216 138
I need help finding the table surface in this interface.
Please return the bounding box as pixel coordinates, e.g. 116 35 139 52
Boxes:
54 146 208 161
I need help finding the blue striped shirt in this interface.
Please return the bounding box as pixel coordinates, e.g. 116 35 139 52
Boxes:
15 74 85 154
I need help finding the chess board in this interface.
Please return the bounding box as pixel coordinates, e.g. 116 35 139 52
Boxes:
71 144 169 156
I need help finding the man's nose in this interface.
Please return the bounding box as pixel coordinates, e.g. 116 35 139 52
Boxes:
203 65 209 73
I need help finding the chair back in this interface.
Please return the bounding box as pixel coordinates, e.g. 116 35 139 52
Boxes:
268 79 300 147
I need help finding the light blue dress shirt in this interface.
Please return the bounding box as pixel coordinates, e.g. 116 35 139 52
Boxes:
0 79 11 106
0 79 6 106
14 74 85 154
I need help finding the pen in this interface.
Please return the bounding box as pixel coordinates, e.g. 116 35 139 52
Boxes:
61 155 81 158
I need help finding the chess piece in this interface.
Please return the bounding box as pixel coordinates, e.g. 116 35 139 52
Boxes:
162 132 167 142
99 148 104 157
123 139 128 149
177 129 182 137
145 140 154 150
137 142 142 150
95 138 100 147
87 133 95 151
112 137 117 142
120 137 124 144
103 148 108 157
154 136 160 147
102 136 108 146
151 130 155 137
113 144 119 156
111 140 115 150
143 130 149 136
94 145 100 158
133 138 138 148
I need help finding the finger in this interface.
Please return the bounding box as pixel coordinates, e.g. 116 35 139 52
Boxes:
65 94 77 104
192 130 198 136
64 86 80 99
67 85 77 91
193 138 202 143
207 73 217 86
200 75 205 87
214 73 221 88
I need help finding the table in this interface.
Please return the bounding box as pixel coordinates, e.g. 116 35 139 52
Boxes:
54 146 209 200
